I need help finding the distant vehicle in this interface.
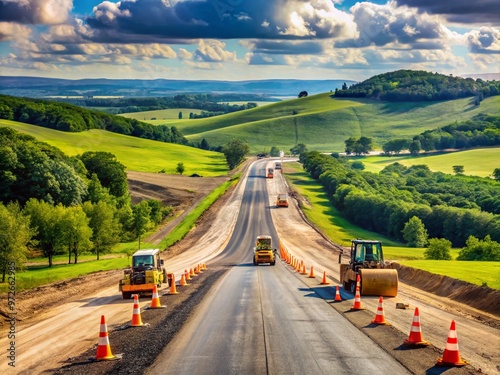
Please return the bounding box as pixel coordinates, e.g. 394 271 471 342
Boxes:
275 162 281 169
118 249 172 299
257 153 268 159
267 168 274 178
339 240 398 297
276 193 289 207
253 235 276 266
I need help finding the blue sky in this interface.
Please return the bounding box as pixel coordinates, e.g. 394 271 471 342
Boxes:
0 0 498 81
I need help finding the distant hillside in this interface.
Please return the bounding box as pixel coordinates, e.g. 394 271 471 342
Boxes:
334 70 500 102
0 76 356 98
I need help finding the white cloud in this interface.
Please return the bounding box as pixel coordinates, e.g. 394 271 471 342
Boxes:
194 40 237 62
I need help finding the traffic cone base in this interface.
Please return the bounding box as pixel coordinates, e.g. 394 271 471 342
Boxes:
96 315 119 361
436 320 467 367
371 296 389 325
149 285 166 309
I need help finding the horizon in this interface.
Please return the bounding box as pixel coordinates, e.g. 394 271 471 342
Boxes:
0 0 499 81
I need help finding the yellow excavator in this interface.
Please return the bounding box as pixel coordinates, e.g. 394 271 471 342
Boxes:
339 240 398 297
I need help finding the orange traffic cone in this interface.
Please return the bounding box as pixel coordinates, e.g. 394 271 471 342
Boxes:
194 265 200 274
436 320 467 367
149 285 166 309
296 260 301 272
185 269 192 281
130 294 144 326
190 267 196 277
351 275 364 310
320 271 330 285
169 274 179 295
333 286 343 301
179 273 188 286
301 264 307 275
96 315 117 360
308 266 315 278
404 307 429 346
202 263 207 270
371 297 389 325
197 264 203 273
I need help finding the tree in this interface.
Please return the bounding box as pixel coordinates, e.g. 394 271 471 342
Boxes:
457 235 500 261
80 151 128 198
409 140 421 155
298 91 308 98
424 238 452 260
0 203 33 282
492 168 500 180
290 143 307 156
222 138 250 170
342 82 348 90
351 161 365 170
199 138 210 150
402 216 428 247
83 201 120 260
178 111 183 119
176 162 185 175
60 206 93 264
452 165 465 175
269 146 280 157
132 201 152 249
344 137 356 155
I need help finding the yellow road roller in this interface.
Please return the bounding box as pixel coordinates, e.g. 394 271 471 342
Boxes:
339 240 398 297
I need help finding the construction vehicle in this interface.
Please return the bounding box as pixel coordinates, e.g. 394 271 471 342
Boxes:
339 240 398 297
275 162 282 170
276 193 289 207
267 168 274 178
119 249 172 299
253 235 276 266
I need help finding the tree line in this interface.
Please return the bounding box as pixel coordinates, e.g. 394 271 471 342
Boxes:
57 94 259 115
299 151 500 252
0 128 172 278
0 95 188 145
334 70 500 102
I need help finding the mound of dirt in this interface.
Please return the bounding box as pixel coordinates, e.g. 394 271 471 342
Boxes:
393 263 500 317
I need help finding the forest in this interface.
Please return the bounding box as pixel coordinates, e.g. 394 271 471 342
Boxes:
0 127 170 277
299 151 500 251
334 70 500 102
0 95 188 145
58 94 260 115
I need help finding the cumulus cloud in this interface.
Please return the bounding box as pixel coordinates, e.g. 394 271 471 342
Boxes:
0 0 72 24
336 2 447 49
84 0 355 42
396 0 500 25
193 40 236 62
466 27 500 54
0 22 32 41
244 40 324 55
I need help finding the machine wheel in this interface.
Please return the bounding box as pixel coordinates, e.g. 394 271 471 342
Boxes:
271 261 276 266
253 259 257 266
122 291 132 299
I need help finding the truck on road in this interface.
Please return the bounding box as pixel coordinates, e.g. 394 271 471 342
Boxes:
253 235 276 266
267 168 274 178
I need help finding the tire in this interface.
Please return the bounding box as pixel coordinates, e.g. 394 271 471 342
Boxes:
253 259 258 266
271 260 276 266
350 280 356 294
122 291 132 299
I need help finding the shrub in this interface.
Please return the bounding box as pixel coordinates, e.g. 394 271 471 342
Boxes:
424 238 452 260
457 235 500 261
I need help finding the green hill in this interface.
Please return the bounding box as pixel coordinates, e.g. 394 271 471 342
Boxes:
0 120 228 176
143 93 500 153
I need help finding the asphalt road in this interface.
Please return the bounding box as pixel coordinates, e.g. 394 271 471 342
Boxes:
146 161 410 375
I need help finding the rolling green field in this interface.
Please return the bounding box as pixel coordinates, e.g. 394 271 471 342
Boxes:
120 108 203 123
359 148 500 178
0 120 229 176
283 162 499 289
127 93 500 153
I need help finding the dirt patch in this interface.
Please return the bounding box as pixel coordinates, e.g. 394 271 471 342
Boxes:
393 263 500 317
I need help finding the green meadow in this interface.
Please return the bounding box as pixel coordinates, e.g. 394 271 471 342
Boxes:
129 93 500 153
283 162 499 289
0 119 229 176
359 148 500 178
120 108 203 123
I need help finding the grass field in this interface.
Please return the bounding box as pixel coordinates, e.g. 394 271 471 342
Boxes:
358 148 500 178
129 93 500 153
284 162 500 289
120 108 203 122
0 120 229 176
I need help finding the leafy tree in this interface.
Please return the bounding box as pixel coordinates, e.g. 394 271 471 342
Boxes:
424 238 452 260
409 140 421 155
24 200 65 267
351 161 365 170
132 201 152 249
457 235 500 261
453 165 465 175
492 168 500 180
402 216 428 247
298 91 308 98
269 146 280 157
0 203 33 282
222 138 250 169
290 143 307 156
176 162 185 175
60 206 93 264
344 137 356 155
80 151 128 198
83 201 121 260
199 138 210 150
178 111 182 119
